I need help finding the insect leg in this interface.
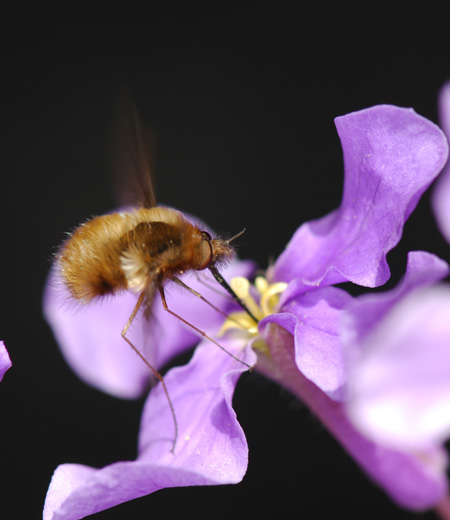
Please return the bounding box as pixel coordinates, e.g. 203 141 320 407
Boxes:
121 291 178 453
194 271 231 297
159 286 253 371
173 276 247 330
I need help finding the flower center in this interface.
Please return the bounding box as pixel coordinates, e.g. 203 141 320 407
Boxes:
221 276 287 346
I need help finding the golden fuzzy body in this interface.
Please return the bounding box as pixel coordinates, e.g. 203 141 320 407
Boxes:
52 98 254 453
57 206 235 303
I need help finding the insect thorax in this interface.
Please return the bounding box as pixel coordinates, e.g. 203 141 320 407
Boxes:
120 219 204 293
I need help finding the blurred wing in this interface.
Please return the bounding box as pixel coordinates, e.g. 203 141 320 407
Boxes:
108 89 157 208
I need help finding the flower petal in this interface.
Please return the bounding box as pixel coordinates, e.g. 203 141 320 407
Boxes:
262 286 354 400
43 336 254 520
43 260 254 399
138 336 254 464
273 105 448 289
43 269 151 399
0 341 11 382
347 284 450 450
432 82 450 243
342 250 449 363
431 82 450 242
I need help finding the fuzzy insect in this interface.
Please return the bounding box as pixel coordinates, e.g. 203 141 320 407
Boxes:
56 96 256 451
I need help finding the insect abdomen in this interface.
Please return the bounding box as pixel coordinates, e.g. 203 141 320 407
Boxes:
57 207 195 303
57 213 134 302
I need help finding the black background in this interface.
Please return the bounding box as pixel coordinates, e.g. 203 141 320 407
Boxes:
2 4 450 519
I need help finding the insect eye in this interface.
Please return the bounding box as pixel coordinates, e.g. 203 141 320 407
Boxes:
196 231 213 270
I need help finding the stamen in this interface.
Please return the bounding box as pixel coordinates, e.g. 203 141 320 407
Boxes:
230 277 262 321
220 275 288 349
221 311 258 335
260 281 288 316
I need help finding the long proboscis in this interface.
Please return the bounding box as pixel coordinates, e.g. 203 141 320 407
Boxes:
208 265 259 324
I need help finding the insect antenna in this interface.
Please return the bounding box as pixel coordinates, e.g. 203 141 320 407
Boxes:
159 286 253 371
121 291 178 453
225 228 247 244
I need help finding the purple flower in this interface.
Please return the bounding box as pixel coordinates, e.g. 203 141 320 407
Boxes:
0 341 11 382
43 105 448 519
260 251 450 511
44 336 255 520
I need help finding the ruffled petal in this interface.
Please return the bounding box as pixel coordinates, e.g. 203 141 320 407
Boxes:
43 336 254 520
272 105 448 289
346 284 450 450
0 341 11 382
342 251 449 363
43 260 254 399
432 82 450 243
261 286 354 400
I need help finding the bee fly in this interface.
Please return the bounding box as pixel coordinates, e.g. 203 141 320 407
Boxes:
56 95 257 451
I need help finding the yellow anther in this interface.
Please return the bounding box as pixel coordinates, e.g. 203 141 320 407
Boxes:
221 275 287 346
220 311 258 336
260 282 288 316
255 275 269 294
230 277 262 321
220 275 288 356
230 277 250 298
